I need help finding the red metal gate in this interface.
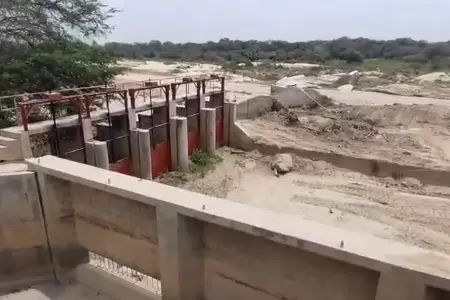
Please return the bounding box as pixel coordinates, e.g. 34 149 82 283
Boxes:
203 76 225 146
87 89 132 175
172 79 202 155
20 93 88 164
131 84 171 178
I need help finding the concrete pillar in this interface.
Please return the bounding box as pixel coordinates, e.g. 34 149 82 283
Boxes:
156 205 204 300
138 129 152 180
81 118 93 141
128 108 137 130
85 141 96 166
169 101 178 171
169 100 177 118
35 173 88 282
199 93 206 109
94 141 109 169
375 269 425 300
169 118 178 170
176 117 189 172
200 109 206 150
203 108 216 155
227 102 239 148
223 102 232 146
19 131 33 159
86 141 109 169
130 129 140 177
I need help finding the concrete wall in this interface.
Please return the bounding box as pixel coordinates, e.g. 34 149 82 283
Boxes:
26 156 450 300
236 96 276 120
270 85 323 109
204 224 379 300
0 171 53 293
234 87 327 121
74 184 159 278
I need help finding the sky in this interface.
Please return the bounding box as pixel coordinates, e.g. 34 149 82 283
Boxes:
102 0 450 43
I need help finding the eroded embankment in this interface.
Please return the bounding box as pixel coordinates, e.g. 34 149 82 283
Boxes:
234 93 450 187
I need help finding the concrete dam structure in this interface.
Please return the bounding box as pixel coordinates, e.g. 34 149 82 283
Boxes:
1 77 450 300
0 155 449 300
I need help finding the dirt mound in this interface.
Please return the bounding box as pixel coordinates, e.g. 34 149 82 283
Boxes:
267 103 382 142
241 102 450 169
414 72 450 84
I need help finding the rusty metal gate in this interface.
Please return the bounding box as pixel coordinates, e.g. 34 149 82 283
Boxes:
88 89 132 174
20 94 88 163
171 79 202 155
131 84 171 177
202 76 226 146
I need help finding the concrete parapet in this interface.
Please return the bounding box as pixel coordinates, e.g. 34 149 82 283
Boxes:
0 131 32 161
18 131 33 159
157 205 204 300
375 269 426 300
0 171 53 292
74 184 158 277
35 172 88 283
26 156 450 300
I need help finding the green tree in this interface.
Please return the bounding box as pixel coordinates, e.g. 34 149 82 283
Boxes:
0 0 123 127
0 40 123 94
0 0 118 44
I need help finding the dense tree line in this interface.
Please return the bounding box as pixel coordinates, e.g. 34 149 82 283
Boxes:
103 38 450 68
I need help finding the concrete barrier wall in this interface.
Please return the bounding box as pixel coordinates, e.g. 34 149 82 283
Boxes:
74 184 159 278
236 96 276 120
204 224 379 300
27 156 450 300
270 85 328 110
0 171 53 292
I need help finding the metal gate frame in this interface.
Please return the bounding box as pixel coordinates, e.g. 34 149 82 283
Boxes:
20 94 88 163
86 89 132 174
130 84 172 177
171 79 202 155
202 76 226 146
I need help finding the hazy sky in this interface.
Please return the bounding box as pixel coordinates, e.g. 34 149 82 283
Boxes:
103 0 450 43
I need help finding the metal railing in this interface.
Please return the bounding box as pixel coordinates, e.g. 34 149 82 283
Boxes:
0 74 223 129
89 252 161 295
